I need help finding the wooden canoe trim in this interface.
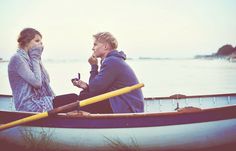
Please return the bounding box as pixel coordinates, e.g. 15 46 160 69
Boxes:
57 105 235 119
1 104 234 120
169 94 187 99
177 106 202 113
1 93 236 100
1 105 236 128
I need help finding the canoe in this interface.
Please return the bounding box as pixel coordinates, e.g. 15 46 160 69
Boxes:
0 93 236 150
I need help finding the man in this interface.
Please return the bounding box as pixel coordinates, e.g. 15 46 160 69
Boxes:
73 32 144 113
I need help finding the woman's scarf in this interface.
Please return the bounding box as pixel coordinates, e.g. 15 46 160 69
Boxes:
17 49 55 98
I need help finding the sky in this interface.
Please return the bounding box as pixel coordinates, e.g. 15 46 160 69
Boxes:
0 0 236 60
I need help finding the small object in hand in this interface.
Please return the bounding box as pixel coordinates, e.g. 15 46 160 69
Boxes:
71 72 80 83
71 78 78 83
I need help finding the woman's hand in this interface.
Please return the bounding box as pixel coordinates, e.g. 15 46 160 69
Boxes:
29 46 44 60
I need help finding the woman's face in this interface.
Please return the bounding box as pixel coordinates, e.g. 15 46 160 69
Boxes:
25 34 42 51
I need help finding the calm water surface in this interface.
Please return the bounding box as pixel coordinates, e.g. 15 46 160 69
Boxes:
1 59 236 97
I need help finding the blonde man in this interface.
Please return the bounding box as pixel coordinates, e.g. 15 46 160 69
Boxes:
73 32 144 113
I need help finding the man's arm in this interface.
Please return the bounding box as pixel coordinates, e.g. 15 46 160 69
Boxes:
88 59 117 95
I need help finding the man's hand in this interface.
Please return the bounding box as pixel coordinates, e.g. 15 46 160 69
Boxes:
72 79 88 89
88 54 98 65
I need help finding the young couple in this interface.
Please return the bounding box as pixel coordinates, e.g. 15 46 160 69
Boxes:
8 28 144 114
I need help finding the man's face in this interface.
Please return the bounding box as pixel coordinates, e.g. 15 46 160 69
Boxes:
92 40 107 58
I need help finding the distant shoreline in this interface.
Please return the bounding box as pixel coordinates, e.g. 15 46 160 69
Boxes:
0 56 234 63
0 56 8 62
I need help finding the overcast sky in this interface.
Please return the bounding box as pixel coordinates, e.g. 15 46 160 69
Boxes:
0 0 235 60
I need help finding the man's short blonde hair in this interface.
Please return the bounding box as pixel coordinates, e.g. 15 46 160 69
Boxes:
93 32 118 50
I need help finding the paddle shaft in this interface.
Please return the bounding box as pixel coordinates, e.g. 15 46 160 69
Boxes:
0 83 144 131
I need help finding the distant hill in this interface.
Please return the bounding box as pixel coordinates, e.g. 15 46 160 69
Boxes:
195 44 236 60
216 44 236 57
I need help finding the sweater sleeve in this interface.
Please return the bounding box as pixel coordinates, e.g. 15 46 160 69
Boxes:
16 57 42 89
88 59 117 95
89 64 99 82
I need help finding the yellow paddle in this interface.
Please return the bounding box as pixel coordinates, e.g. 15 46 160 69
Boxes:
0 83 144 131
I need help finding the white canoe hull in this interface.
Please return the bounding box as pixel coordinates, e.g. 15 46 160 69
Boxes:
1 93 236 150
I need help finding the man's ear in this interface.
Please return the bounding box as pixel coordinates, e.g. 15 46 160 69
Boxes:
104 43 111 51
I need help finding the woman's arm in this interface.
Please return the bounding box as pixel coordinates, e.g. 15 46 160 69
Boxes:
17 47 43 89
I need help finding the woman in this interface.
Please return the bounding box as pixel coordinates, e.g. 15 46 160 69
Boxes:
8 28 77 112
8 28 55 112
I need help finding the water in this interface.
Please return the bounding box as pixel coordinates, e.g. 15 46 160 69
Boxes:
1 59 236 97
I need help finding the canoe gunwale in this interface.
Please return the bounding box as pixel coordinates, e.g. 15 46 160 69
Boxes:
2 92 236 100
1 104 236 128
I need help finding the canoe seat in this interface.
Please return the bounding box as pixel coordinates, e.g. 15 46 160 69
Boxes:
65 110 91 117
